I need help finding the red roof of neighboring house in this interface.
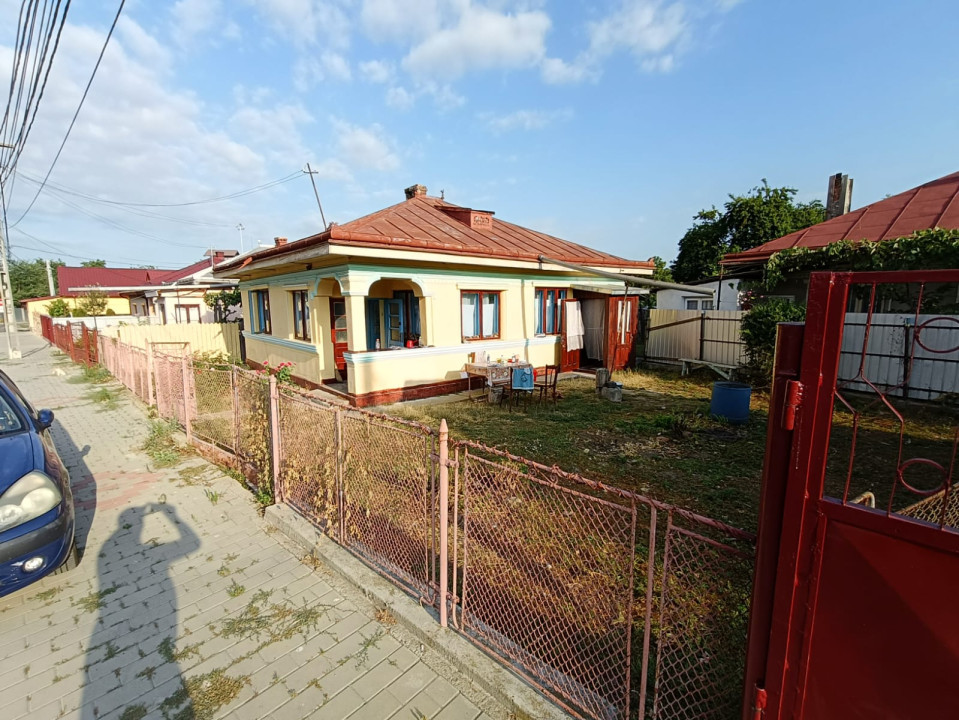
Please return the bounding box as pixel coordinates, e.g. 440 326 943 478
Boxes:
217 190 654 271
163 258 214 282
56 266 178 296
722 171 959 266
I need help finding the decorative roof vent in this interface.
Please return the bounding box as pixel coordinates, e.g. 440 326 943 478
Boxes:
404 184 428 199
441 206 495 231
274 237 288 247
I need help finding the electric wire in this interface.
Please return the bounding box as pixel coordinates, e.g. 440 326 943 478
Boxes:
10 0 124 227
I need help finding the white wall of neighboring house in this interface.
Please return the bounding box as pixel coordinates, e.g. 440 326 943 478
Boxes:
656 279 742 311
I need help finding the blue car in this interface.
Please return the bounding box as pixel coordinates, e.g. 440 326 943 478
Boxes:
0 368 76 598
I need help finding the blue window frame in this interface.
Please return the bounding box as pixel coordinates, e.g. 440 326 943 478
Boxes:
250 290 271 334
534 288 567 334
292 290 310 341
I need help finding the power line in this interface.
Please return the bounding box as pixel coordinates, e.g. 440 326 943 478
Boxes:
10 0 124 227
12 168 301 212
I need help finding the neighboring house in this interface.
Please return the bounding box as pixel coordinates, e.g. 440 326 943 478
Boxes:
212 184 654 406
123 250 240 324
656 277 743 311
721 170 959 301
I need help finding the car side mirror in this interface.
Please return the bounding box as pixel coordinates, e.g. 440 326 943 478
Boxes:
36 409 55 430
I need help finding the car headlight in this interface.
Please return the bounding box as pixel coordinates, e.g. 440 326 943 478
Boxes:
0 472 62 532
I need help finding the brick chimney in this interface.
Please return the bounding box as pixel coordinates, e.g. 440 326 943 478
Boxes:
825 173 853 220
404 184 428 200
274 237 288 247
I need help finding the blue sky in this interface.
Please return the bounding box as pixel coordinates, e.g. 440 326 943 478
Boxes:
2 0 958 270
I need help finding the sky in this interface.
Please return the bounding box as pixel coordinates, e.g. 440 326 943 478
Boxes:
1 0 958 271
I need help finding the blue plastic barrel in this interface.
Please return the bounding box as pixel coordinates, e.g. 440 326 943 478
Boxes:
710 381 752 424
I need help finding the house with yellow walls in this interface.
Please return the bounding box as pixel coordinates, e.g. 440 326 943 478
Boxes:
213 185 654 407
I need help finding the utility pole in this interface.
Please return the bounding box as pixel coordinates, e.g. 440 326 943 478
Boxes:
0 141 21 359
235 223 245 253
46 258 55 296
303 163 328 229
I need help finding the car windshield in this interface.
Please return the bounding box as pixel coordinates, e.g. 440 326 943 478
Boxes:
0 391 24 435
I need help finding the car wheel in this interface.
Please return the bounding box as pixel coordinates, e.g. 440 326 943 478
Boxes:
53 541 79 574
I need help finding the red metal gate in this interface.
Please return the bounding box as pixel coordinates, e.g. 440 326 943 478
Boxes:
744 270 959 719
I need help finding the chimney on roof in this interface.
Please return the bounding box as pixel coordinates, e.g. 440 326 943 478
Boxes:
404 184 428 200
825 173 853 220
274 237 288 247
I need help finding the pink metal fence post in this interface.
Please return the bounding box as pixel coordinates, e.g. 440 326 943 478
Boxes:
269 375 282 503
146 342 156 406
438 418 450 628
180 355 192 443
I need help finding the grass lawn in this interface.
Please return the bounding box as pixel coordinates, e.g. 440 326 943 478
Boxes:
392 369 771 532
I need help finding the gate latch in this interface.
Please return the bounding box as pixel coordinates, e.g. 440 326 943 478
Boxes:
782 380 803 431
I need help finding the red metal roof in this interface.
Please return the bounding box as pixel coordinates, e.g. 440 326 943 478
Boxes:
217 193 654 271
55 261 216 296
722 171 959 266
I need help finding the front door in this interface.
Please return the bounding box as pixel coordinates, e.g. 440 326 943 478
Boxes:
560 298 581 372
606 296 638 371
330 299 348 381
384 299 405 348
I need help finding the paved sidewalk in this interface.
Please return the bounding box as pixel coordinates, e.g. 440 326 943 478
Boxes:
0 334 506 720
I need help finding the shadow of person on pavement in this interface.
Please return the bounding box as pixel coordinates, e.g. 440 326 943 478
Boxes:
80 503 200 719
48 418 96 555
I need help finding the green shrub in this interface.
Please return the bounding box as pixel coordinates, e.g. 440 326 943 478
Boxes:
105 308 116 316
46 298 71 317
741 298 806 381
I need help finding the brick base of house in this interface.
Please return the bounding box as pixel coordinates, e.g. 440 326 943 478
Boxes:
351 377 470 408
245 359 470 408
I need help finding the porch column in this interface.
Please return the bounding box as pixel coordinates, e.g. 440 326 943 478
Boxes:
345 294 368 352
312 295 334 376
421 295 435 347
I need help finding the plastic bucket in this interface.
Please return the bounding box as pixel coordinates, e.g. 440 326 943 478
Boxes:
710 381 752 424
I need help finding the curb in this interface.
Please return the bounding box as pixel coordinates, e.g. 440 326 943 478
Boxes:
265 504 570 720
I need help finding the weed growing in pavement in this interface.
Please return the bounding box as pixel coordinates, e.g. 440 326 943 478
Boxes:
119 704 148 720
67 364 112 385
351 630 385 669
213 589 334 647
157 636 201 664
30 586 63 602
143 420 185 468
74 585 119 613
226 580 245 598
104 641 119 660
136 666 156 682
159 667 250 720
176 465 210 487
204 489 220 505
86 386 120 410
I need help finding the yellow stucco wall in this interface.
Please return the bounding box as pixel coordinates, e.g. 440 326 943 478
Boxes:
239 265 632 397
23 296 131 333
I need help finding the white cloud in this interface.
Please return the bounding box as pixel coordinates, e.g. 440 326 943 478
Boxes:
229 103 315 164
540 56 594 85
170 0 222 45
359 59 395 84
293 52 352 90
385 86 415 110
483 108 572 132
589 1 687 59
402 6 551 80
360 0 446 42
118 17 173 72
332 119 400 172
246 0 352 48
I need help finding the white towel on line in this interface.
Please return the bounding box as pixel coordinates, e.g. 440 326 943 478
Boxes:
566 301 584 352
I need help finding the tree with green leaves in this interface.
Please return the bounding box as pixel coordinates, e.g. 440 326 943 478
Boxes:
671 181 825 283
46 298 71 317
9 258 64 304
81 259 107 268
640 256 674 308
75 289 108 317
204 287 241 322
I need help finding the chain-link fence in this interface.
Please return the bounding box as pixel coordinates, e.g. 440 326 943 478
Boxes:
82 334 757 720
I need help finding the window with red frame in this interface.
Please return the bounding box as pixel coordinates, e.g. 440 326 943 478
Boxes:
461 291 500 340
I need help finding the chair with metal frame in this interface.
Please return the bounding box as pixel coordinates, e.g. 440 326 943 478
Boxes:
535 364 560 405
504 365 535 412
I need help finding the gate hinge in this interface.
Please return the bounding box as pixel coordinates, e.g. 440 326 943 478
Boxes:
751 685 768 720
782 380 803 431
